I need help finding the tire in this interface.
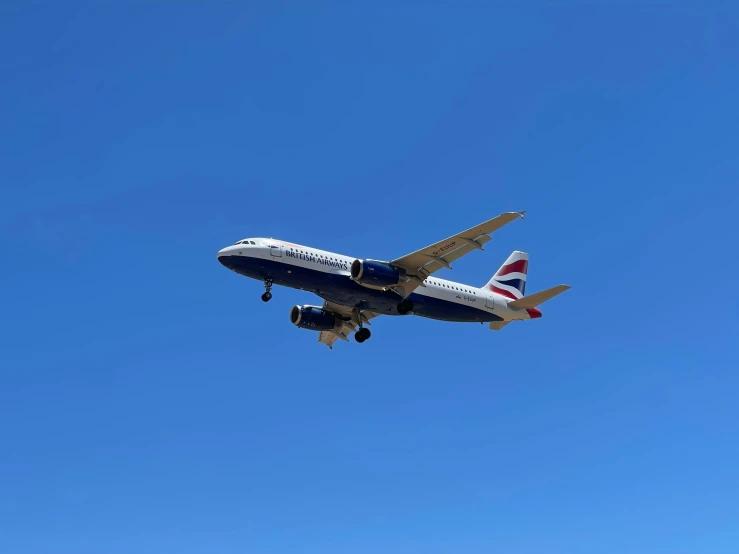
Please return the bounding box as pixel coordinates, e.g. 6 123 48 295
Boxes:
261 292 272 302
397 299 414 315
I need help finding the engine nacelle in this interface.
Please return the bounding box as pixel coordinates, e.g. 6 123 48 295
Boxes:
290 305 342 331
350 259 404 289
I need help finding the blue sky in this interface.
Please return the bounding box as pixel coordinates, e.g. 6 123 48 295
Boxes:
1 3 737 553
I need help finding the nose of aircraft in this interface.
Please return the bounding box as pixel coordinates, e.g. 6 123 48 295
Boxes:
217 246 236 268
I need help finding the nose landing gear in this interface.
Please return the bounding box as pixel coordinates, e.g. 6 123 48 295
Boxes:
261 278 273 302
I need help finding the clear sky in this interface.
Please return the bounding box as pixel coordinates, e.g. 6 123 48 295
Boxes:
1 3 737 553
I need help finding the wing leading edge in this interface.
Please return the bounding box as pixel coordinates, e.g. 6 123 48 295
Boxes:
390 211 525 296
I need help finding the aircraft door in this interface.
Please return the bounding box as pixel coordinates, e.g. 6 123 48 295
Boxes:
485 292 495 310
269 243 282 258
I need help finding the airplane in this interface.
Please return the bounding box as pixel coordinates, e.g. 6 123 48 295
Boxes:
217 211 570 348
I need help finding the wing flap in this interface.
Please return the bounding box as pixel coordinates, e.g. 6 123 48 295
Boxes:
317 301 381 349
318 329 350 349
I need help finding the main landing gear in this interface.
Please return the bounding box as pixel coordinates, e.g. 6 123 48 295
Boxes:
354 308 372 343
396 298 414 315
355 327 371 343
261 278 273 302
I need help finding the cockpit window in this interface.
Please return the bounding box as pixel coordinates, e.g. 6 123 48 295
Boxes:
250 241 256 245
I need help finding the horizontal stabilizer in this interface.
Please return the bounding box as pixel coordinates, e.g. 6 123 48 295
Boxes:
489 321 510 331
508 285 571 310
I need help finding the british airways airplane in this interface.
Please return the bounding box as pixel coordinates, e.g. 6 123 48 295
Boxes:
217 211 570 348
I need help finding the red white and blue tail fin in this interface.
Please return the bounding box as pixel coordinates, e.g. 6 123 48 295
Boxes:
485 251 528 300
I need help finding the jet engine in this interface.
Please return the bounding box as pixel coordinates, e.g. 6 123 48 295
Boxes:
290 305 344 331
350 259 404 289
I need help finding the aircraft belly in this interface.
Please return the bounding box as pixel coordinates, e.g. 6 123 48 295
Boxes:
408 293 502 323
223 255 501 322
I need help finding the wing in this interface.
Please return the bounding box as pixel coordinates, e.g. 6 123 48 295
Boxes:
318 301 381 349
391 211 525 295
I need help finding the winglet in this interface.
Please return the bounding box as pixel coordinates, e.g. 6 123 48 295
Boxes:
517 210 526 220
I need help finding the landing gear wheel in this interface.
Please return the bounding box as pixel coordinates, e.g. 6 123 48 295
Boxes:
262 277 274 302
397 298 414 315
355 328 371 343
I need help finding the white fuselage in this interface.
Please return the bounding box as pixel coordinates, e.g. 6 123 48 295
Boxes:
217 238 536 323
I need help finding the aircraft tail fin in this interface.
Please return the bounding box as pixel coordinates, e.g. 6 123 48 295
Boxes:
484 251 528 300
